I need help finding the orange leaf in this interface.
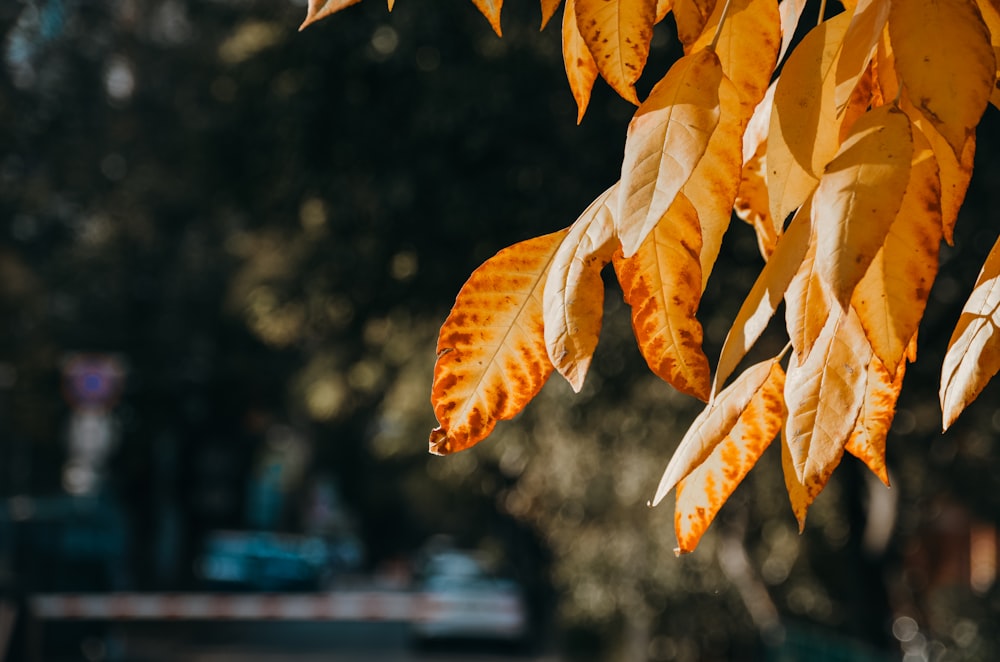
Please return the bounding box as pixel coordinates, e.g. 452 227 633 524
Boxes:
544 185 619 392
735 153 779 259
777 0 807 64
429 230 567 455
574 0 658 105
846 354 906 487
652 356 784 506
562 0 601 123
299 0 362 30
784 217 830 363
614 193 711 399
976 0 1000 109
940 235 1000 430
834 0 889 115
889 0 995 157
851 126 941 373
783 308 871 519
618 49 723 256
674 362 786 553
470 0 505 36
656 0 673 22
767 11 853 227
714 202 810 394
388 0 395 9
541 0 563 29
673 0 718 44
813 104 914 307
689 0 781 122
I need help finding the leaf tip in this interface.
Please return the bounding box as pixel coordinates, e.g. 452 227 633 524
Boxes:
428 427 452 456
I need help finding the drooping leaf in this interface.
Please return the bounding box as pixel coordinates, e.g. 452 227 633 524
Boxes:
689 0 780 122
575 0 658 105
845 353 907 487
777 0 808 64
784 200 830 361
735 153 779 259
656 0 673 22
783 308 871 512
388 0 395 10
652 356 785 506
618 49 723 256
940 235 1000 430
683 75 743 290
562 0 601 123
429 230 567 455
299 0 361 30
834 0 890 114
813 104 913 307
767 11 853 226
674 0 718 44
889 0 995 157
976 0 1000 108
614 193 711 400
541 0 563 29
872 24 899 105
851 126 941 373
470 0 505 36
674 362 786 553
714 202 811 394
544 185 619 392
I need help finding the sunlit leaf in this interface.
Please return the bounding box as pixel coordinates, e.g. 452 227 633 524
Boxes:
783 308 871 517
575 0 658 105
429 230 567 455
784 200 830 361
657 0 673 22
674 0 718 44
471 0 505 36
851 126 941 373
541 0 563 29
777 0 807 64
735 153 779 259
299 0 361 30
652 356 785 506
562 0 600 123
940 235 1000 430
845 354 906 487
674 362 785 553
618 49 723 256
767 11 853 226
890 0 995 157
614 193 711 400
834 0 889 114
388 0 395 10
813 104 913 307
544 185 619 392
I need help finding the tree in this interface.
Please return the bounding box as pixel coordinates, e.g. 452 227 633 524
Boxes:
307 0 1000 554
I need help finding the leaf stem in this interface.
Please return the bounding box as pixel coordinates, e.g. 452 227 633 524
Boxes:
709 0 735 51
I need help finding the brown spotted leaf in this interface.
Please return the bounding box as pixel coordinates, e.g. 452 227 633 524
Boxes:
834 0 890 114
674 362 785 553
614 193 711 399
541 0 563 29
562 0 601 123
846 353 906 487
575 0 658 105
544 185 619 392
674 0 718 44
429 230 568 455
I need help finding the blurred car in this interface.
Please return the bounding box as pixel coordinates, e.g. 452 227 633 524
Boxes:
410 550 528 644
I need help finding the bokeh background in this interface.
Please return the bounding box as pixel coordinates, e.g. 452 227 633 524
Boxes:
2 0 1000 660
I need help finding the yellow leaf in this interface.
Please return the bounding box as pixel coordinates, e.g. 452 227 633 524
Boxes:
657 0 673 22
299 0 362 30
652 357 785 506
889 0 995 157
783 308 871 519
674 0 718 44
767 11 853 226
674 363 786 553
618 49 723 256
851 126 941 373
940 235 1000 429
388 0 395 9
714 202 811 394
541 0 563 29
689 0 781 122
562 0 600 123
777 0 808 64
429 230 567 455
785 221 830 362
614 193 711 399
470 0 505 36
872 24 898 105
684 75 743 290
735 153 779 259
834 0 889 114
846 354 906 487
544 185 619 392
575 0 658 105
813 104 913 307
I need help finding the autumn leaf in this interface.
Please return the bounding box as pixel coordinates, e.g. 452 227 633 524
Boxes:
429 230 567 455
735 154 779 259
834 0 889 115
851 126 941 373
614 193 711 400
574 0 658 105
656 0 673 22
618 49 723 256
299 0 361 30
562 0 600 123
652 356 785 507
783 308 871 512
777 0 807 64
674 362 785 553
813 103 913 307
976 0 1000 108
673 0 718 44
940 235 1000 430
767 11 853 227
471 0 505 36
845 354 907 487
784 200 830 361
544 185 619 392
541 0 563 29
889 0 995 157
